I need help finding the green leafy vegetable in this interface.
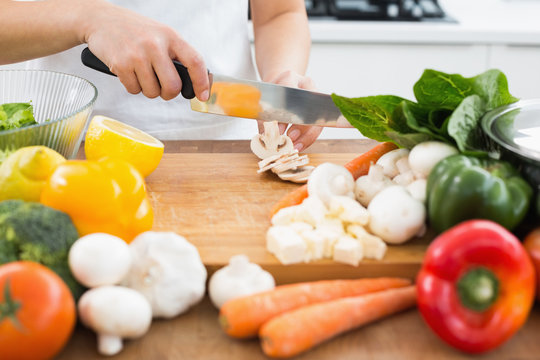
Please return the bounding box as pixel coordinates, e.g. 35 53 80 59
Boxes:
333 69 518 154
0 102 37 132
0 199 84 299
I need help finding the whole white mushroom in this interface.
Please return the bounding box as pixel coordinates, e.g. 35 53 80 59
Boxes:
78 286 152 356
367 185 426 244
69 233 132 288
408 141 458 179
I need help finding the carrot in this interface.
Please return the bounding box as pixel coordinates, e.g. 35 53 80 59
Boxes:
269 141 398 217
260 285 417 358
219 277 411 339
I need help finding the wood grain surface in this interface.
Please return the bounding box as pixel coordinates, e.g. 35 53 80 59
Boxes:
61 140 540 360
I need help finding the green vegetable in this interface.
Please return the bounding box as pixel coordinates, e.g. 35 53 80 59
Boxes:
332 69 518 154
0 102 38 132
426 154 532 233
0 199 84 298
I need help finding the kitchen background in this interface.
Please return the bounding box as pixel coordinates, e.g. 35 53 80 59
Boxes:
290 0 540 139
3 0 539 140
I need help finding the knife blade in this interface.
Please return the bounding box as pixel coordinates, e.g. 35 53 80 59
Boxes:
81 47 352 128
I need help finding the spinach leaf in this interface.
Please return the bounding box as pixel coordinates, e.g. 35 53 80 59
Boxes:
447 95 487 154
413 69 474 110
471 69 518 110
331 94 406 143
332 68 517 153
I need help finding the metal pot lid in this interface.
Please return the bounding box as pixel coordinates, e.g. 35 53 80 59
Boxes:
482 99 540 163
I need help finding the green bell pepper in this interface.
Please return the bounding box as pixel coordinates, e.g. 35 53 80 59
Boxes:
427 154 532 233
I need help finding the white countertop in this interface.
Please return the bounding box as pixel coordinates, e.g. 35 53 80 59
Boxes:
303 0 540 45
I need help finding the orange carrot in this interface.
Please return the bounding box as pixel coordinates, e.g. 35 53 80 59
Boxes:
260 285 417 358
219 277 411 339
269 141 398 217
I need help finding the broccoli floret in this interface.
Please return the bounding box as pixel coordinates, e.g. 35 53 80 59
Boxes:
0 200 84 298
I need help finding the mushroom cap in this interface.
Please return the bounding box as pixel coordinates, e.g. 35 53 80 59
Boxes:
69 233 132 288
78 286 152 338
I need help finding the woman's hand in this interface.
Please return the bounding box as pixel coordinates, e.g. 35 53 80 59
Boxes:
83 0 209 101
258 70 322 152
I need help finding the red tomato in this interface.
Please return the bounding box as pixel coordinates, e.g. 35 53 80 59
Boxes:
524 227 540 301
0 261 76 360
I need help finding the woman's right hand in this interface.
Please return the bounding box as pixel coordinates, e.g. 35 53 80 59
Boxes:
81 0 209 101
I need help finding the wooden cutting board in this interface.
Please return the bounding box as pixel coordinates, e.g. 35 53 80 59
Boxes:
146 151 430 284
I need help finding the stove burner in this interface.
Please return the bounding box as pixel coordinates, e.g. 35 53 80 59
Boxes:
305 0 455 22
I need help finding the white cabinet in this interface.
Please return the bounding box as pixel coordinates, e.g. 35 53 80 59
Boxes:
307 43 489 99
488 45 540 99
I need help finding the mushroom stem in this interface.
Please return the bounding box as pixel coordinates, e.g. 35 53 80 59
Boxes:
98 334 123 356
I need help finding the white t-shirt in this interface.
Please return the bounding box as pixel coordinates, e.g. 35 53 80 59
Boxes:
27 0 259 140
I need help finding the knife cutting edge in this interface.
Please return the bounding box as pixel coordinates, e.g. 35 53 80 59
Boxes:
81 47 352 128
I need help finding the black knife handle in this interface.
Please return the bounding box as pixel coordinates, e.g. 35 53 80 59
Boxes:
81 47 195 99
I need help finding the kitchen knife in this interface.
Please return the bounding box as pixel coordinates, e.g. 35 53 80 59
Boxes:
81 47 352 128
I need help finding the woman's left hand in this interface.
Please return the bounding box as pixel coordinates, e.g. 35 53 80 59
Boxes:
258 70 322 152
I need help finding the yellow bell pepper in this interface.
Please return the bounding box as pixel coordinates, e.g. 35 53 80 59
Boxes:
40 157 153 243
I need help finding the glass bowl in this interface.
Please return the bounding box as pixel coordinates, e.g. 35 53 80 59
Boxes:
0 70 98 159
481 99 540 189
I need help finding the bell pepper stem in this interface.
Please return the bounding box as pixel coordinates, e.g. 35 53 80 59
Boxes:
457 267 499 312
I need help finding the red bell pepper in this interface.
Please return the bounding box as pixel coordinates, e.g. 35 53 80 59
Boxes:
417 219 536 354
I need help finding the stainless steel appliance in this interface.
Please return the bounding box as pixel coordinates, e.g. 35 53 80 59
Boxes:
305 0 455 22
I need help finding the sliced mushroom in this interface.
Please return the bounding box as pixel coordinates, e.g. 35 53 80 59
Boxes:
250 121 294 159
271 155 309 173
277 166 314 183
258 151 300 173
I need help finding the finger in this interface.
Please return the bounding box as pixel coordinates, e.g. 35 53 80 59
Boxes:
298 76 316 90
133 59 161 99
288 125 323 152
115 68 142 95
271 70 300 87
151 54 182 100
171 38 209 101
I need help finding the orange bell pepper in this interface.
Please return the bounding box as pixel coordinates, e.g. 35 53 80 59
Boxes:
213 82 262 119
40 157 153 243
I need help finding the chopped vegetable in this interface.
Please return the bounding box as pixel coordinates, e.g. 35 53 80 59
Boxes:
270 142 398 217
208 254 275 309
417 220 535 354
260 285 416 358
251 121 293 160
426 154 532 233
40 157 154 242
0 261 76 360
0 102 37 132
0 200 83 298
219 277 411 339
